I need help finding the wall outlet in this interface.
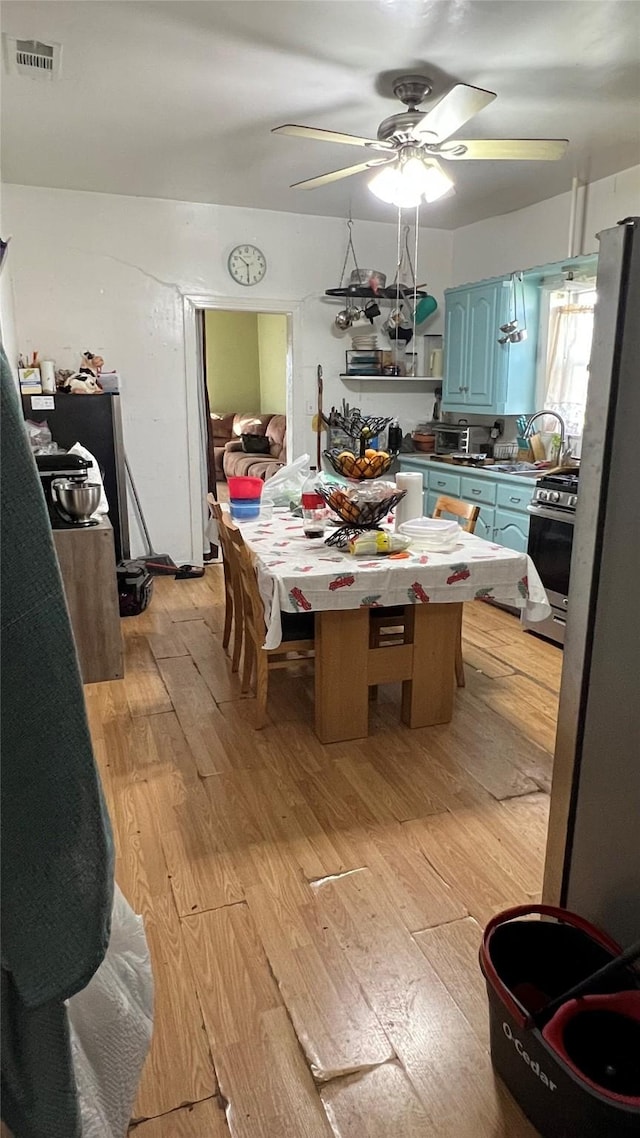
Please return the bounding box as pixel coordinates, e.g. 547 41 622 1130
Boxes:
305 400 315 415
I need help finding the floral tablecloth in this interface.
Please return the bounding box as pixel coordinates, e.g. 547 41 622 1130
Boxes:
236 510 551 649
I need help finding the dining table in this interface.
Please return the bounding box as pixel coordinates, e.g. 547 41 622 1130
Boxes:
231 510 551 744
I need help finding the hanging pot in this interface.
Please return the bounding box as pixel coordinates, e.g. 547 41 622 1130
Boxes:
500 320 519 334
349 268 386 290
335 309 352 330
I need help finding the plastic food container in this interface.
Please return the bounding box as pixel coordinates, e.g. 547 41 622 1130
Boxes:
230 499 261 521
227 476 264 500
399 517 461 552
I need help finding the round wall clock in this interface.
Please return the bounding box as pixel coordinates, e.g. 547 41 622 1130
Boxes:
227 244 267 286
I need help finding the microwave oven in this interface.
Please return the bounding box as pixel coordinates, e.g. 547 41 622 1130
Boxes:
431 423 493 456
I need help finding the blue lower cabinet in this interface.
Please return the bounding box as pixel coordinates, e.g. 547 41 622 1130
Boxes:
425 490 439 517
493 507 530 553
428 470 461 498
459 474 497 507
474 506 496 542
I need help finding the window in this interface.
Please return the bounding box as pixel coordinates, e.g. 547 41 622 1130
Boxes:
543 287 596 437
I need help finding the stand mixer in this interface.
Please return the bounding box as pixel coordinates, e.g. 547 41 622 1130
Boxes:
36 453 102 528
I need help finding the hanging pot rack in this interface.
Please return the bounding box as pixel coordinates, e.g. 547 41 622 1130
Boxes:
324 283 431 299
325 217 430 301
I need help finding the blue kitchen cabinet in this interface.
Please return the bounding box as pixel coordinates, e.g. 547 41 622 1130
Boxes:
398 459 533 550
443 275 540 415
466 282 503 407
493 507 530 553
458 473 496 541
443 291 467 401
428 487 496 543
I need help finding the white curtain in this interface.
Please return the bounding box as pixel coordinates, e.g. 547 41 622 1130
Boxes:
544 291 596 436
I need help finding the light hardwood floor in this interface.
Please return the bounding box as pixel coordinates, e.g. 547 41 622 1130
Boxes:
85 571 561 1137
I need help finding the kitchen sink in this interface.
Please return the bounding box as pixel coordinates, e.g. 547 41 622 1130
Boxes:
491 464 541 476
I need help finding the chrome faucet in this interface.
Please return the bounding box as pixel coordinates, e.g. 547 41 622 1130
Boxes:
525 410 569 462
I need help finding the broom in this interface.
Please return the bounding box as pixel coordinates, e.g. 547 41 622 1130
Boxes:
125 456 179 575
311 364 326 468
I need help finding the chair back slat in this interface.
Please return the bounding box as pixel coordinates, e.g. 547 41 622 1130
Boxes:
233 538 268 648
432 494 480 533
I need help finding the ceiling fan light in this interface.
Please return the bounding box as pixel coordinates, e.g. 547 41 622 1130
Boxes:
369 163 423 207
368 157 453 207
368 165 400 204
419 161 455 202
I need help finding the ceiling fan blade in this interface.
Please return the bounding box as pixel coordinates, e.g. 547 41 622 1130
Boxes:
412 84 496 143
272 124 393 150
290 157 394 191
440 138 569 161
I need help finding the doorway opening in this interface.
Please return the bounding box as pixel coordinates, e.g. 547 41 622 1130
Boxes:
203 309 289 498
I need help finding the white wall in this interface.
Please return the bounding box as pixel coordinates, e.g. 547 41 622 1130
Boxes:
3 184 452 561
452 165 640 285
0 183 19 383
0 261 18 383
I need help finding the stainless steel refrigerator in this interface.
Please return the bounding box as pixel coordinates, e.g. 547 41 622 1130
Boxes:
543 217 640 946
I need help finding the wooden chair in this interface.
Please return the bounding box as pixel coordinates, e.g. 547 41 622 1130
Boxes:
369 493 481 690
208 497 244 673
233 534 315 729
432 495 480 534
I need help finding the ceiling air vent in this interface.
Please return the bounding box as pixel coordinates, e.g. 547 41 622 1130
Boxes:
3 36 62 79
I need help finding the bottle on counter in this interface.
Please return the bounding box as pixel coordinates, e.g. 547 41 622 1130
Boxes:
387 418 403 453
301 466 325 539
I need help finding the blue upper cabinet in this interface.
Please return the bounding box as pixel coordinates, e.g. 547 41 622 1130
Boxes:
466 282 504 407
443 275 540 415
443 292 467 401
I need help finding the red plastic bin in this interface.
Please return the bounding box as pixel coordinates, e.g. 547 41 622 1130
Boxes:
227 476 263 500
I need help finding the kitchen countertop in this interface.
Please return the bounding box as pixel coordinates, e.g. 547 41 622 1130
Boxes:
398 455 541 485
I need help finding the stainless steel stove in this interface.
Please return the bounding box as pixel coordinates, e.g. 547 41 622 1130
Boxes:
525 471 580 644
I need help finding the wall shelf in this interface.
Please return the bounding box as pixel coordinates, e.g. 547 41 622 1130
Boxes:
340 374 441 383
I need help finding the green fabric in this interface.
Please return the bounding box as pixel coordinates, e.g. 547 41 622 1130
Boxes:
1 347 114 1136
1 973 80 1138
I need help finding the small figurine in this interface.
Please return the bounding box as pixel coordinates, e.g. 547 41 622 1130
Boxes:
81 351 104 375
58 351 105 395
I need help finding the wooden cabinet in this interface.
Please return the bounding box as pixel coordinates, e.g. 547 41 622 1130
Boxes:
442 275 540 415
53 520 123 684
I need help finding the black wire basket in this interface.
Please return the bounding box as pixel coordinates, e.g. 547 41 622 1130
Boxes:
317 484 406 548
323 409 397 481
324 448 397 481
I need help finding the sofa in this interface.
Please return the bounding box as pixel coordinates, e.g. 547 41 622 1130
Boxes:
209 412 287 482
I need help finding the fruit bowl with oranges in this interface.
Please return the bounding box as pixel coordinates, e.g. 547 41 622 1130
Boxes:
323 409 398 481
324 446 393 480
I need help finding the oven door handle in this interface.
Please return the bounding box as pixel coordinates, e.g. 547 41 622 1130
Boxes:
527 504 576 526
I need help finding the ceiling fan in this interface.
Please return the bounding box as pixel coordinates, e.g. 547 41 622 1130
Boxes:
272 75 568 206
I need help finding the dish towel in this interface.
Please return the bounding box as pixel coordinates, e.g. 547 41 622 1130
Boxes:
1 348 114 1137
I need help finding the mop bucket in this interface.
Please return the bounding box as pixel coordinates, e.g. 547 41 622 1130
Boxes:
480 904 640 1138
